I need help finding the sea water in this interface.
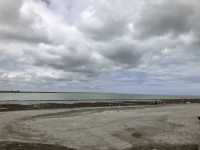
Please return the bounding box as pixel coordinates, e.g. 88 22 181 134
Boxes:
0 92 193 105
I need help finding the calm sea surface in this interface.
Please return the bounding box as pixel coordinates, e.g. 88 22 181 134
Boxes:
0 92 196 105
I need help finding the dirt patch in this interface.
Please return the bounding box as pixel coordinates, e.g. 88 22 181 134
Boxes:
128 144 199 150
131 132 142 138
0 142 198 150
0 141 76 150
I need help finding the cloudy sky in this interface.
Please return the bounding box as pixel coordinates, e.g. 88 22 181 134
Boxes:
1 0 200 95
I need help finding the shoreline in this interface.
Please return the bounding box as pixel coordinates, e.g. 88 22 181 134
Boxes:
0 98 200 112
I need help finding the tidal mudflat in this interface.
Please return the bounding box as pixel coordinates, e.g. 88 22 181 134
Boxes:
0 104 200 150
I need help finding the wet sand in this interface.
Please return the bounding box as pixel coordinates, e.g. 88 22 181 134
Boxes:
0 141 75 150
0 104 200 150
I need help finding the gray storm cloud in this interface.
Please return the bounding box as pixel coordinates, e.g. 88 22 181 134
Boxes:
0 0 50 43
0 0 200 93
134 0 195 38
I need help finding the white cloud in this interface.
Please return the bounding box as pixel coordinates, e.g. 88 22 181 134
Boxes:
0 0 200 94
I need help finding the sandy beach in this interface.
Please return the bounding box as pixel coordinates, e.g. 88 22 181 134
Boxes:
0 104 200 150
